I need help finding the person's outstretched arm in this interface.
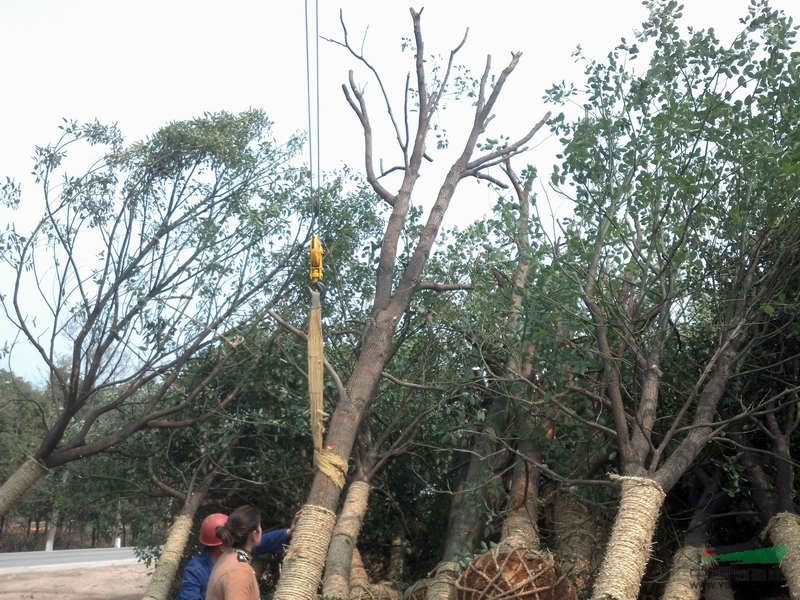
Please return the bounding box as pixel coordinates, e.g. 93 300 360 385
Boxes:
252 528 290 555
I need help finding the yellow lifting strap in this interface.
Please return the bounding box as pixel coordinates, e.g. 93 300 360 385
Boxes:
307 235 347 487
309 234 324 284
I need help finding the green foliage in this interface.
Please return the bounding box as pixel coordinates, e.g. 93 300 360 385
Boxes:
543 0 800 448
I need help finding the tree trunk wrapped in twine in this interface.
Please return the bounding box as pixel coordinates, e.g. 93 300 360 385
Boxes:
660 545 704 600
143 491 204 600
591 475 666 600
765 512 800 600
276 504 338 600
407 561 461 600
323 480 372 599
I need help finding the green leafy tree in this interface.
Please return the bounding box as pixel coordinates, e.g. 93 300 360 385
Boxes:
0 110 309 515
273 9 549 598
544 2 800 597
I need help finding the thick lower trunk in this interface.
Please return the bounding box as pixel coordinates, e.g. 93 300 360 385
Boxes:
426 418 505 600
275 319 395 600
427 396 510 600
661 473 718 600
425 561 463 600
591 476 666 600
0 457 49 516
552 489 602 598
350 547 370 589
660 545 704 600
45 510 58 552
46 469 70 552
322 480 372 599
142 490 205 600
500 431 540 548
765 512 800 600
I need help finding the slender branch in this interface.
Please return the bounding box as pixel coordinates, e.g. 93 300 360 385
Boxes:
267 308 349 403
413 282 473 293
341 74 396 207
380 371 446 392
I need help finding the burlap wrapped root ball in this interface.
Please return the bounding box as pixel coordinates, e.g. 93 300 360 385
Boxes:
455 544 577 600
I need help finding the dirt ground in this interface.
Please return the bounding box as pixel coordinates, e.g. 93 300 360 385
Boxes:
0 562 151 599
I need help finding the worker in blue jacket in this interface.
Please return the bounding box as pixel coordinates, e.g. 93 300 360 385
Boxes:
176 512 292 600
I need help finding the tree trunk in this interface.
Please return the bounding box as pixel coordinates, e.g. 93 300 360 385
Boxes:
45 513 58 552
591 476 666 600
765 512 800 600
273 11 537 596
322 480 372 600
500 413 540 548
552 489 603 598
275 319 395 600
350 547 370 590
45 469 70 552
142 490 205 600
426 422 503 600
114 499 123 548
661 474 719 600
660 545 704 600
0 457 49 517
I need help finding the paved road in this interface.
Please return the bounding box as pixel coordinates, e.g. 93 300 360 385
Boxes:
0 547 139 573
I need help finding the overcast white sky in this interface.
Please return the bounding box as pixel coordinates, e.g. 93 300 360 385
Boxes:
1 0 798 383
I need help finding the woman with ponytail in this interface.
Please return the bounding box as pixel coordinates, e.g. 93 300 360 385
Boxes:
206 505 263 600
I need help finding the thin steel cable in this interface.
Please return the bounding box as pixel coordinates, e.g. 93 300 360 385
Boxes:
304 0 314 192
315 0 321 190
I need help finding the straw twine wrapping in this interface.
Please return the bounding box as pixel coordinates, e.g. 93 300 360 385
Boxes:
423 561 462 600
591 475 666 600
277 504 338 600
661 544 704 600
765 512 800 600
308 291 348 487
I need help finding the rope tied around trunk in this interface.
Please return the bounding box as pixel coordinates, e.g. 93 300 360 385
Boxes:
764 512 800 599
281 503 338 599
314 449 348 488
591 474 666 600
